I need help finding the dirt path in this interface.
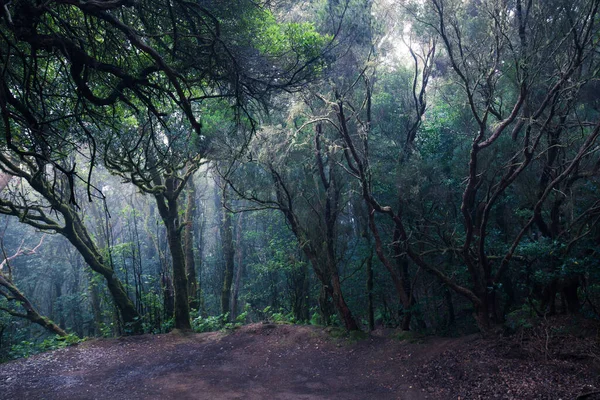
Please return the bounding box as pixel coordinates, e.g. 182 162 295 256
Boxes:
0 323 597 399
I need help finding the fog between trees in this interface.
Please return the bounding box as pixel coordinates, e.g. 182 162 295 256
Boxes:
1 0 599 359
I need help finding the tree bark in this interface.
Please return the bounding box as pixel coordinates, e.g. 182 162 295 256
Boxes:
562 277 581 314
0 170 143 333
184 178 199 310
166 224 190 330
161 272 175 321
366 249 375 331
54 279 66 330
64 225 142 333
54 188 143 334
87 270 103 336
301 259 310 322
231 212 245 320
474 296 492 333
330 270 359 331
268 155 359 331
154 178 191 330
0 274 67 337
219 192 235 320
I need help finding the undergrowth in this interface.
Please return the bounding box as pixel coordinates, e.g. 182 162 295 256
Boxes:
7 333 83 360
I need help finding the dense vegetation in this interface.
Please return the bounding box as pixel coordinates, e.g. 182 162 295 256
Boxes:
1 0 599 361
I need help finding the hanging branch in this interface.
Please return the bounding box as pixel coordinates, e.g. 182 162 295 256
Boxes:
0 235 67 337
0 234 46 273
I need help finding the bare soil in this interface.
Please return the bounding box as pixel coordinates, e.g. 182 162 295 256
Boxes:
0 320 598 399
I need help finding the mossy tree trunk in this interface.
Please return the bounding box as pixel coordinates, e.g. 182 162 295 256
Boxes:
184 178 199 311
0 163 143 334
261 125 360 332
61 214 142 333
0 274 67 337
154 175 191 331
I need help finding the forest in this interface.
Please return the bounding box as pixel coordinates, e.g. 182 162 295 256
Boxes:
0 0 599 383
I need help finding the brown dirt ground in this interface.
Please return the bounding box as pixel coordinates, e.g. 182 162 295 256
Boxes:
0 320 598 400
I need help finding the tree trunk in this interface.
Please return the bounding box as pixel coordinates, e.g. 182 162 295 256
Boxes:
184 178 199 311
54 280 67 330
301 259 310 322
366 249 375 331
161 272 174 321
541 279 558 315
366 201 413 331
562 277 581 314
66 229 141 332
393 224 414 331
474 297 492 333
194 197 206 317
68 255 84 336
331 270 360 331
153 175 191 331
220 203 235 319
103 274 142 332
445 287 455 327
167 225 191 330
231 213 245 320
87 270 103 336
66 204 143 334
268 149 358 330
318 285 334 325
0 274 67 337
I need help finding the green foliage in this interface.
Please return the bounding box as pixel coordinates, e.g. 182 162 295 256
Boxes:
161 318 175 333
192 313 238 333
235 307 250 325
348 330 368 341
505 305 539 332
257 16 331 71
324 326 367 341
8 334 83 360
262 306 297 324
99 322 115 338
192 314 227 333
123 317 142 336
394 331 426 343
309 309 321 326
516 238 555 259
325 326 348 339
